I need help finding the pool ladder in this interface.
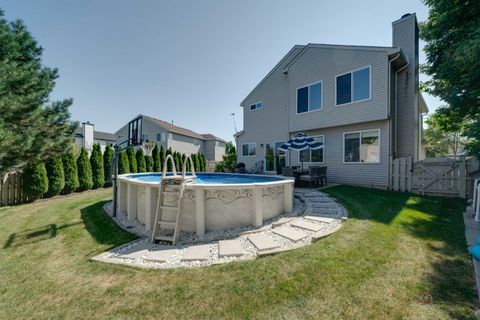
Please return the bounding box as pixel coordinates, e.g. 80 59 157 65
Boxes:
151 154 196 245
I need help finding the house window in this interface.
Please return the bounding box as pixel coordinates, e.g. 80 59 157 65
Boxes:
242 143 256 156
250 102 263 111
299 136 324 162
344 129 380 163
336 66 370 105
297 81 322 113
156 133 163 142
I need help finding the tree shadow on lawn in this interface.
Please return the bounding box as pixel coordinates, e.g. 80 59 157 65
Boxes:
326 186 476 318
79 200 137 248
2 221 83 249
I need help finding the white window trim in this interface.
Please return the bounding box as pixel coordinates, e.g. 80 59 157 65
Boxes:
241 142 257 157
342 129 381 164
297 135 325 164
296 80 324 115
335 66 372 107
250 101 264 111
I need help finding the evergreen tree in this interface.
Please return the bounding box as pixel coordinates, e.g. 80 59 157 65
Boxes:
126 147 137 173
90 144 104 189
0 10 77 175
145 155 153 172
45 157 64 197
103 145 113 187
77 147 93 191
194 154 201 172
160 145 166 171
201 153 207 172
136 148 146 173
174 152 181 172
166 147 173 172
152 143 160 172
62 147 79 194
118 151 130 174
23 162 48 201
181 154 186 172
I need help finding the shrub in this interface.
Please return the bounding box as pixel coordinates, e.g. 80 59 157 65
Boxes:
145 155 153 172
77 147 93 191
118 151 129 174
166 147 173 172
62 148 79 194
45 157 65 197
23 162 48 201
214 142 236 172
103 145 113 187
201 153 207 172
194 154 201 172
136 148 146 173
152 143 160 172
174 152 181 172
90 144 104 189
126 147 137 173
160 145 166 171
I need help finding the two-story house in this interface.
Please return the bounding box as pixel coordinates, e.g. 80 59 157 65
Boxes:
236 13 428 188
115 114 226 162
74 121 116 153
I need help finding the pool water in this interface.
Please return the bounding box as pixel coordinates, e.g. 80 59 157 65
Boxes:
126 173 285 184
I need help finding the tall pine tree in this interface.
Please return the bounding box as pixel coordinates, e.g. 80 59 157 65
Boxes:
103 145 113 187
90 144 104 189
136 148 146 173
45 157 64 197
126 147 137 173
77 147 93 191
152 143 160 172
0 10 77 175
118 151 130 174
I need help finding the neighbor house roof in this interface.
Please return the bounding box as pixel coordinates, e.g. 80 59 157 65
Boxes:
201 133 226 143
74 127 116 142
141 115 224 142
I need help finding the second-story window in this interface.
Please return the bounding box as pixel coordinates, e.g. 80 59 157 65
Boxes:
250 102 263 111
336 66 371 106
297 81 322 114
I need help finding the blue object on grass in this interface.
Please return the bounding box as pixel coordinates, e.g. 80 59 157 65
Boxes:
469 245 480 261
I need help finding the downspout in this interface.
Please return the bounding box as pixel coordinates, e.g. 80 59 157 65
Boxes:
394 59 409 157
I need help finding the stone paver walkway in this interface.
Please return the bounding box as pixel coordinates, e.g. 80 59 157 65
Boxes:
92 189 347 269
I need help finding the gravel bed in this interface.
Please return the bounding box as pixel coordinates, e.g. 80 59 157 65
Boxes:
93 190 346 269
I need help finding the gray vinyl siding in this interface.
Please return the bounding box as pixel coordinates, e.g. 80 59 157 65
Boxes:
288 47 389 132
393 14 419 160
238 47 303 169
141 117 169 149
290 120 390 188
204 140 226 162
167 133 204 155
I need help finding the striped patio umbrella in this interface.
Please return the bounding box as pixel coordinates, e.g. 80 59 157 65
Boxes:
278 133 323 171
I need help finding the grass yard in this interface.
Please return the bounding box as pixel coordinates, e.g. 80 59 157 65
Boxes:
0 186 476 319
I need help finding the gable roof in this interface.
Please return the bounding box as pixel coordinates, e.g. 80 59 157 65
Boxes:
201 133 226 143
282 43 403 72
74 127 116 141
240 45 305 107
141 114 224 141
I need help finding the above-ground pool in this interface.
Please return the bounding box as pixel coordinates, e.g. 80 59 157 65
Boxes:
117 173 295 235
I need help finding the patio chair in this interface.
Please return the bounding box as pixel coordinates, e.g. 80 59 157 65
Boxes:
316 166 327 186
299 166 318 188
281 167 294 177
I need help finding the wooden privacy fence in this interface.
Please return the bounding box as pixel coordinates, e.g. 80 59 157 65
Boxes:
390 156 467 198
0 172 26 207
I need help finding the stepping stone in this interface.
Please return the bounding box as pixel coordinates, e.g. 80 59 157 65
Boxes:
291 220 324 232
272 227 309 242
117 243 154 260
181 244 212 261
305 216 336 223
247 234 280 251
219 239 244 257
144 247 178 263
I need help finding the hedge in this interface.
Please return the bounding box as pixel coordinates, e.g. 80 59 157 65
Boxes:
90 144 104 189
23 162 48 201
77 147 93 191
62 148 79 194
126 147 137 173
118 150 129 174
136 148 146 173
152 143 160 172
45 157 65 197
103 145 113 187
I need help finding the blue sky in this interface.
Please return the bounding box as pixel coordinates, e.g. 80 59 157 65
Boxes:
1 0 439 141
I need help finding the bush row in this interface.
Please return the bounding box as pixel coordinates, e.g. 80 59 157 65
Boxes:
23 143 207 200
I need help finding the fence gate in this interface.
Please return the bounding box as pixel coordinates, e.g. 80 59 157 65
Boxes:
390 156 467 198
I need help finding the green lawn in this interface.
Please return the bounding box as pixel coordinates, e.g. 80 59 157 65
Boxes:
0 186 476 319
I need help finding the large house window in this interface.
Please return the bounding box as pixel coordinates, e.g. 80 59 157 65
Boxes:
242 143 256 156
336 66 370 105
297 81 322 113
344 129 380 163
299 135 324 162
250 102 263 111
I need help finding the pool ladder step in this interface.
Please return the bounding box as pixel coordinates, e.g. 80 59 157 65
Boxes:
151 154 196 245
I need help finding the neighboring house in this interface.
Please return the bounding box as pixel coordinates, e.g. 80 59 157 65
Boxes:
74 121 116 153
115 114 226 162
236 13 429 188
